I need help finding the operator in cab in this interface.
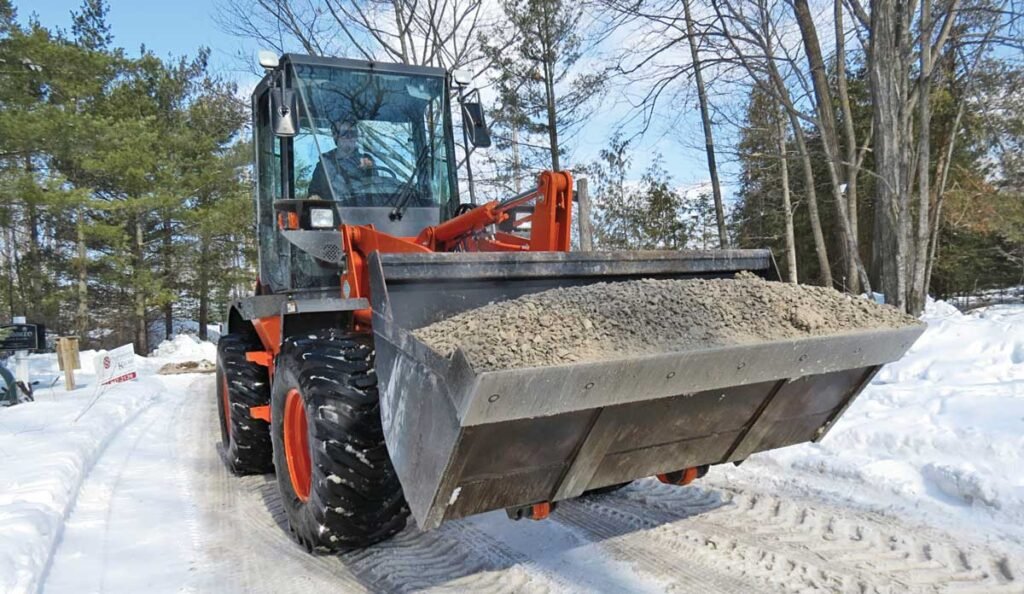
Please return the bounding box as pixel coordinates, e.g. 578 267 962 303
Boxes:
307 122 375 203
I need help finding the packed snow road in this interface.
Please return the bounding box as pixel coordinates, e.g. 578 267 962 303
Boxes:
4 300 1023 593
37 372 1023 593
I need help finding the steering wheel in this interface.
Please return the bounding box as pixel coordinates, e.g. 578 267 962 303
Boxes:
372 166 397 179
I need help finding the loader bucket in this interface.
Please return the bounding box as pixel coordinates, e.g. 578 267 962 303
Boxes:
367 250 925 530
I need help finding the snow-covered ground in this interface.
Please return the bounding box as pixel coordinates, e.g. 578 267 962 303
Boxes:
949 285 1024 311
0 304 1022 593
726 300 1024 546
0 336 215 594
147 320 221 352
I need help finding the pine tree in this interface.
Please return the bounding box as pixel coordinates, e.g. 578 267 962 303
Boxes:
0 0 254 351
587 134 692 250
482 0 605 187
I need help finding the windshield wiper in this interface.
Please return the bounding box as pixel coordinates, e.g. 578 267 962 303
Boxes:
388 178 419 221
389 148 435 221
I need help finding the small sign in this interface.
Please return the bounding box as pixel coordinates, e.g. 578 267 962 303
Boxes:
57 337 81 391
0 324 44 351
57 337 81 371
95 344 138 385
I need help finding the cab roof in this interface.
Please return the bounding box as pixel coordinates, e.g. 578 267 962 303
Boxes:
253 53 449 100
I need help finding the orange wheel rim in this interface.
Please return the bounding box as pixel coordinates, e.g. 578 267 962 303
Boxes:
220 373 232 439
283 388 312 501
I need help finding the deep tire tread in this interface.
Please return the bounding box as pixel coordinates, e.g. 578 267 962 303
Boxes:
271 330 409 553
216 333 273 475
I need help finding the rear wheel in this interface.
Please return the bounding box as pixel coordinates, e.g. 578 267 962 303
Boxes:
216 333 274 474
270 330 409 553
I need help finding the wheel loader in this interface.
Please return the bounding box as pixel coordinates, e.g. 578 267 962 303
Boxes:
216 52 924 553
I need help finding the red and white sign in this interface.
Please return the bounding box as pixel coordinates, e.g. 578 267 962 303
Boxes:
95 344 138 386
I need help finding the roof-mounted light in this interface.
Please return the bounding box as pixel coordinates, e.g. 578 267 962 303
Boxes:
258 50 280 70
452 69 473 87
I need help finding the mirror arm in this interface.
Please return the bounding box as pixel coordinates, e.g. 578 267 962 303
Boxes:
456 85 478 205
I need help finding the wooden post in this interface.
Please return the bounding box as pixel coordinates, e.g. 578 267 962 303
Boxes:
57 337 81 391
576 177 594 251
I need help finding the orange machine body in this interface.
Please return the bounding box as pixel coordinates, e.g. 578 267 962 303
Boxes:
246 170 573 382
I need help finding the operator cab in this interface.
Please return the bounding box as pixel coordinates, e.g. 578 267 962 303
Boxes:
253 54 461 293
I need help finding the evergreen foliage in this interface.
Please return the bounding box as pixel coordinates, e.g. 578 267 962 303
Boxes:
585 133 695 250
481 0 606 192
0 0 253 352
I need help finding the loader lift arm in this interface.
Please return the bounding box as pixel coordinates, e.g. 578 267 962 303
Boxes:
241 171 573 452
339 170 573 325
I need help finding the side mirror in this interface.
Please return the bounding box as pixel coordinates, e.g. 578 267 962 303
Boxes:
270 88 298 137
461 101 491 148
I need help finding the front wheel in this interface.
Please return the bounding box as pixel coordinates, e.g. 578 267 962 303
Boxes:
270 330 409 553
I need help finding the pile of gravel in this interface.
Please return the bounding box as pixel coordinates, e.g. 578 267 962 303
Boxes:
413 273 920 371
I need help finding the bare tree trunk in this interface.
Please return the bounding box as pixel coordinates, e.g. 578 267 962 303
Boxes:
24 158 40 321
909 0 933 315
198 236 210 342
577 177 594 251
162 213 173 339
26 205 39 320
76 205 88 339
6 221 15 319
777 112 798 283
711 0 830 284
791 114 833 287
922 17 998 296
792 0 870 293
511 94 523 193
924 99 965 296
538 0 561 171
134 216 148 355
869 0 908 309
835 0 861 293
542 59 560 171
683 0 728 248
392 0 411 63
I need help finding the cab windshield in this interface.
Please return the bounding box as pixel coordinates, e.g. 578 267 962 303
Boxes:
290 63 454 211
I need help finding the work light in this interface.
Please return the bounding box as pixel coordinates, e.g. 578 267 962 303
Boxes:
309 208 334 229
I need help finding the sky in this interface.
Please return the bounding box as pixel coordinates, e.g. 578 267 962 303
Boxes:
22 0 724 192
24 0 260 84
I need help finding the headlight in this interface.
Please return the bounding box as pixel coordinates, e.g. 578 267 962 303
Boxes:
309 208 334 229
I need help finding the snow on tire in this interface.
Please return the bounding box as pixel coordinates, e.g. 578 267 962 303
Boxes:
216 333 274 475
270 330 409 553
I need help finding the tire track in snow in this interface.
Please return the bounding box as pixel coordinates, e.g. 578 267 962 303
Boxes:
44 370 1024 594
550 495 757 593
176 373 1024 594
43 378 197 593
568 480 1024 593
188 376 698 593
187 377 590 593
182 376 368 593
30 385 164 594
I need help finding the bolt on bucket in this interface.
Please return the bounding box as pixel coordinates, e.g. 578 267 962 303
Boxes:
367 250 925 530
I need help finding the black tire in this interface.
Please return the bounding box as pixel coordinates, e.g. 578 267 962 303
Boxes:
216 333 274 474
270 330 409 553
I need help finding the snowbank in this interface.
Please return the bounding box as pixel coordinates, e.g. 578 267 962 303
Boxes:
147 319 221 352
0 338 216 594
151 334 217 362
747 299 1024 540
